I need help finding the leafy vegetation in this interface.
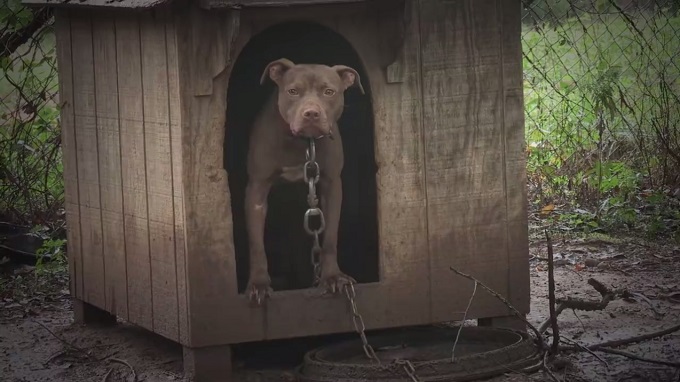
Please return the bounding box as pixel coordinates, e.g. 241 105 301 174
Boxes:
522 3 680 240
1 2 64 267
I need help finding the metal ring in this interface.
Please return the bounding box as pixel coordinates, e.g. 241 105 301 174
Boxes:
306 139 316 161
303 208 326 235
303 161 320 183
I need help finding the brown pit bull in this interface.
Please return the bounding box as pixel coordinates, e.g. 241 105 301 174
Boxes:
244 58 365 305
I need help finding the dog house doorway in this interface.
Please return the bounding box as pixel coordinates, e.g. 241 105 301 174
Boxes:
225 22 379 294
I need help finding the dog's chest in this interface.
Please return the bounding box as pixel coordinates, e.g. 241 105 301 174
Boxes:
278 164 305 182
273 137 322 183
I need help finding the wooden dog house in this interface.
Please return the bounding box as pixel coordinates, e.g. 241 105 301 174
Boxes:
24 0 530 380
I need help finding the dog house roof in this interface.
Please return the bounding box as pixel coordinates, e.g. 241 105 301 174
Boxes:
22 0 367 9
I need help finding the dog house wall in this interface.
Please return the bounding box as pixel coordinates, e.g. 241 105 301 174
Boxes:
27 0 529 352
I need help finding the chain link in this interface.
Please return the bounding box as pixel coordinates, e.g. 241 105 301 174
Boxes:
394 359 419 382
343 283 381 364
344 284 421 379
303 138 324 287
302 138 418 380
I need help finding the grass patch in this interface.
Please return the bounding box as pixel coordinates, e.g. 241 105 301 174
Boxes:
522 10 680 240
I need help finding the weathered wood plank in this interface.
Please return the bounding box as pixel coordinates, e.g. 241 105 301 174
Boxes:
176 5 254 346
116 16 153 330
500 0 524 92
420 0 512 320
54 11 82 300
165 16 189 345
370 0 429 316
23 0 364 8
429 223 511 322
501 0 530 313
23 0 170 8
140 14 179 342
70 14 106 309
92 15 128 319
203 0 366 8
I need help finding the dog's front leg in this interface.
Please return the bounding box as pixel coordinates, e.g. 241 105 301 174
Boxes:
244 178 273 305
318 176 355 294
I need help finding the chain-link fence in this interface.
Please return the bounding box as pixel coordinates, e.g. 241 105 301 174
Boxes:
0 0 678 235
521 0 680 226
1 2 61 229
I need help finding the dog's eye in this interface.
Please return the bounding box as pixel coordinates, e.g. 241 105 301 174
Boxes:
323 89 336 96
287 89 299 96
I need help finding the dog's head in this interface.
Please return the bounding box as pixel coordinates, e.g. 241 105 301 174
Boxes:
260 58 365 138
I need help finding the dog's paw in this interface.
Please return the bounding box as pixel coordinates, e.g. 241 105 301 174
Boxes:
319 271 356 295
245 273 272 306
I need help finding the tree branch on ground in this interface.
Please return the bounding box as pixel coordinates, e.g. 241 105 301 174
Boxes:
594 347 680 368
448 266 556 381
546 230 560 355
538 277 624 334
561 323 680 352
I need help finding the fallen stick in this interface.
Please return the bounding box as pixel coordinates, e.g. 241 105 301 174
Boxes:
44 350 67 365
33 319 96 360
560 323 680 368
449 266 545 350
451 280 477 362
538 278 617 334
449 265 556 380
101 368 113 382
107 357 137 382
559 336 609 369
546 230 560 355
594 347 680 368
629 292 663 319
573 323 680 351
542 352 560 382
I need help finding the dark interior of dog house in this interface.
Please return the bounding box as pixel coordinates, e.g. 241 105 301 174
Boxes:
225 22 379 293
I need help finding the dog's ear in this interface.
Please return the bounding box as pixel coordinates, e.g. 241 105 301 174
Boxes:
260 58 295 86
332 65 365 95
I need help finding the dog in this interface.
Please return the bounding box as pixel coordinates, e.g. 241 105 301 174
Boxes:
243 58 365 305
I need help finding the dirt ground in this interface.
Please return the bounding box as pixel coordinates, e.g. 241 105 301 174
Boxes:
1 234 680 382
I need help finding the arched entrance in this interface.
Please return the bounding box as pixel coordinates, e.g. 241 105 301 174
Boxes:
225 21 379 293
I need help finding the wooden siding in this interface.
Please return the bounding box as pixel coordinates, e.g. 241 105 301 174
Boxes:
501 0 531 313
420 0 528 320
54 9 187 343
92 15 127 317
23 0 171 8
54 0 527 348
175 6 246 347
203 0 367 8
55 12 81 300
24 0 365 9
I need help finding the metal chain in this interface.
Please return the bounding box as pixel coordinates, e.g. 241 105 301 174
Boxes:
394 359 419 382
302 137 418 380
303 138 325 287
343 283 381 364
344 284 420 379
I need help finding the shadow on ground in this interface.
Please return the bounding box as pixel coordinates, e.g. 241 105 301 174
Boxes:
1 235 679 382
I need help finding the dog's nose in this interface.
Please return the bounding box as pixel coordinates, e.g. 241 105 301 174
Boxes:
303 109 320 120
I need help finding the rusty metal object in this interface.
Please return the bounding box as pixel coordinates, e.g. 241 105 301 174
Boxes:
296 326 543 382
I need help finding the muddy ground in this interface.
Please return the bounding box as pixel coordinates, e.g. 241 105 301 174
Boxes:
1 233 679 382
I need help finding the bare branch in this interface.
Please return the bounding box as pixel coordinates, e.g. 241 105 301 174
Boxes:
594 347 680 368
0 8 53 60
449 266 545 351
546 230 560 355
